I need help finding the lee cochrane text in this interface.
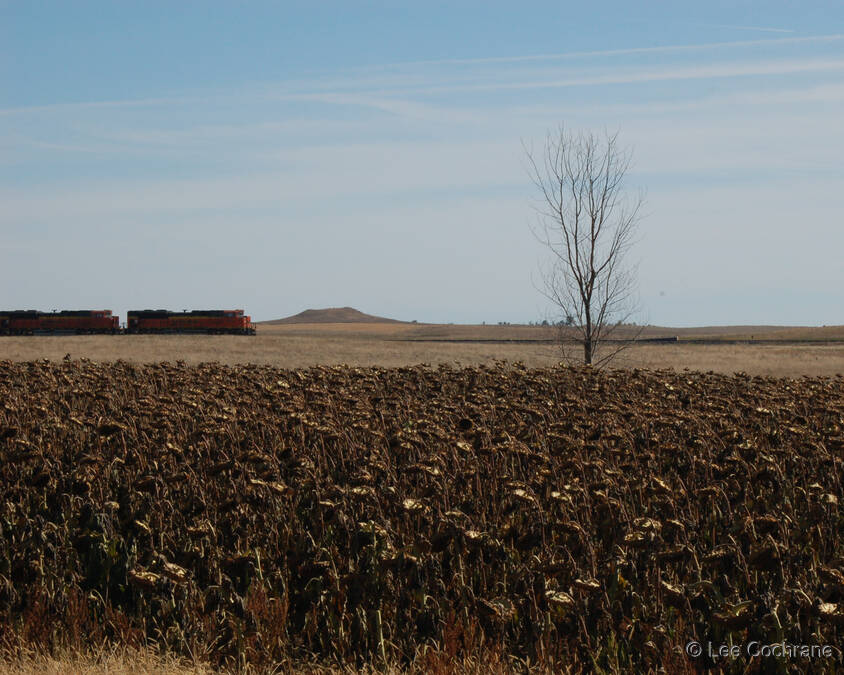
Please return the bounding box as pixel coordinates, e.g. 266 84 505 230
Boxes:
686 641 837 660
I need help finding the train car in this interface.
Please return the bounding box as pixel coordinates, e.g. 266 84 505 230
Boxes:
127 309 256 335
0 311 41 335
125 309 170 333
0 310 119 335
39 310 119 334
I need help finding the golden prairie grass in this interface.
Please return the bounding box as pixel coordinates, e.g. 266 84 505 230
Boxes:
0 645 547 674
256 321 844 340
0 323 842 377
0 646 210 675
605 342 844 377
0 659 534 675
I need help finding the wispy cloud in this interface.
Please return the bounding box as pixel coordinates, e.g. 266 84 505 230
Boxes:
2 34 842 118
0 95 197 118
705 24 795 34
352 57 844 97
372 33 839 68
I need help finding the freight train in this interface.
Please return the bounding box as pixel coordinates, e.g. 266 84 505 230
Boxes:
0 309 255 335
127 309 255 334
0 310 119 335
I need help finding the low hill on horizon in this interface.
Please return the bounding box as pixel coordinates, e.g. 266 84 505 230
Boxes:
262 307 405 324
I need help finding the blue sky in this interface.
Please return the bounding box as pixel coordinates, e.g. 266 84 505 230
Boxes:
2 1 843 325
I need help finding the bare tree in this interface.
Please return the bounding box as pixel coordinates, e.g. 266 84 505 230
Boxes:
526 126 644 367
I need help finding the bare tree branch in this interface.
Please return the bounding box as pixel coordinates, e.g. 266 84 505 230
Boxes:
526 127 644 367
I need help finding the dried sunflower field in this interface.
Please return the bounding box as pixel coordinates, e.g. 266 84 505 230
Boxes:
0 360 842 673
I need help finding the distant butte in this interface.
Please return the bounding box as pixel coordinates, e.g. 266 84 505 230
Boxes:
262 307 404 324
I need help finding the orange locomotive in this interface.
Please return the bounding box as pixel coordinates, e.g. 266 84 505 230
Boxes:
127 309 256 334
0 310 119 335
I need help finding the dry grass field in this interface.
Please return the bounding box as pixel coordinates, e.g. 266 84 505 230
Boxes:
0 647 510 674
0 648 210 675
0 322 842 377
